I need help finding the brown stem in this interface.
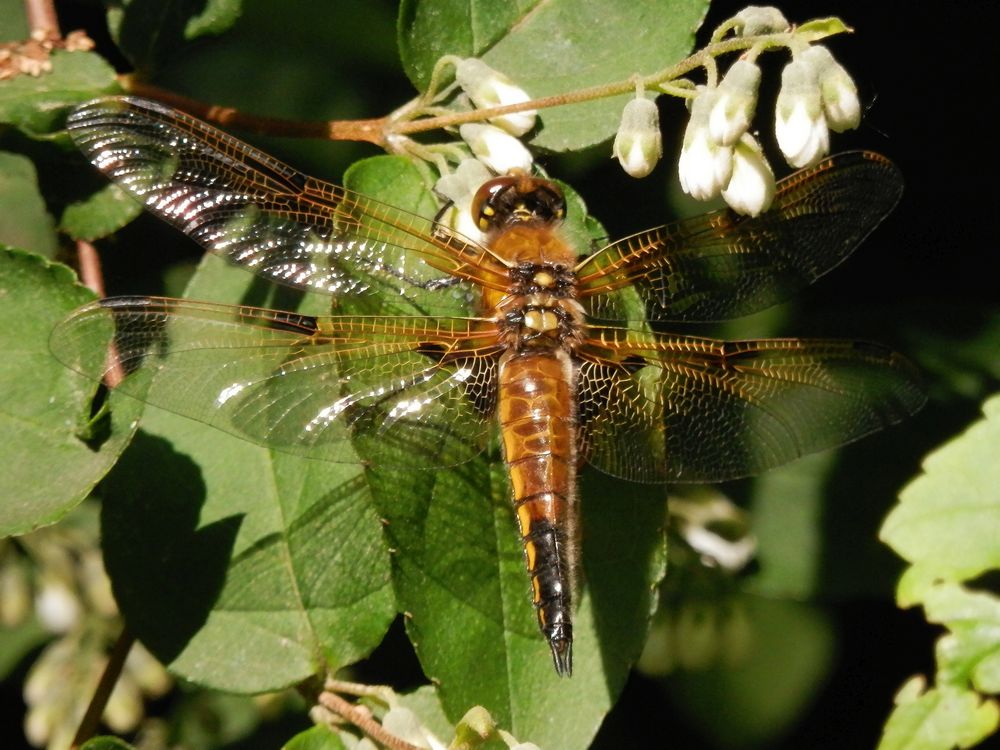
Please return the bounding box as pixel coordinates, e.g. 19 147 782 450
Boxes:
24 0 59 35
122 78 387 146
76 239 106 298
70 627 136 750
317 690 423 750
76 240 125 387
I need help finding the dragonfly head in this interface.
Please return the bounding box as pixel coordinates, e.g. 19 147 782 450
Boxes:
472 172 566 233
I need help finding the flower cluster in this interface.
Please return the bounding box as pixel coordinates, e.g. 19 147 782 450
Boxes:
671 34 860 215
677 63 774 217
454 59 537 175
444 7 862 222
775 45 861 168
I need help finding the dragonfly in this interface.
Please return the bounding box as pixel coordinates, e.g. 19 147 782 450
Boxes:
52 96 926 677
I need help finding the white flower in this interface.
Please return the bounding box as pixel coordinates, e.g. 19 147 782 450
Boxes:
459 123 534 174
775 57 829 168
612 96 662 178
679 88 733 200
434 158 492 241
455 58 536 136
34 579 81 633
709 59 761 146
722 133 775 216
801 45 861 132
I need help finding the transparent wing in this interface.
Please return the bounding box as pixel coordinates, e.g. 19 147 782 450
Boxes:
576 152 904 323
51 297 503 468
576 328 926 483
67 96 510 314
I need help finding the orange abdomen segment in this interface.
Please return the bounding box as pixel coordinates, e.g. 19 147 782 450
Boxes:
498 349 577 676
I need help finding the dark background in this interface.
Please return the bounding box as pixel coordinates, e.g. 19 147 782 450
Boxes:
7 0 998 748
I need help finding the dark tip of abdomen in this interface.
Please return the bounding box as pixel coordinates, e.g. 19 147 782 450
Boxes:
550 636 573 677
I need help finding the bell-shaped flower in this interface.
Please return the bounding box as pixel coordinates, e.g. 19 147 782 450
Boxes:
775 57 829 168
455 58 536 136
612 96 662 178
459 123 534 174
733 6 790 35
722 133 775 216
679 88 733 200
800 45 861 132
434 158 492 241
709 59 761 146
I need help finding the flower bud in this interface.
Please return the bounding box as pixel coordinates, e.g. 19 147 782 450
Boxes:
775 57 829 168
709 59 761 146
612 97 662 178
455 58 536 136
722 134 775 216
800 45 861 132
733 6 790 35
459 123 534 174
434 158 492 241
679 88 733 201
35 578 81 633
0 558 31 626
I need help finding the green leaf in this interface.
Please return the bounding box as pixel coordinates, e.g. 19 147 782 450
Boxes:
79 738 137 750
0 618 48 680
372 460 665 748
878 396 1000 749
99 252 396 693
0 51 118 134
59 183 143 241
923 583 1000 694
0 247 141 536
107 0 244 73
399 0 709 151
0 151 58 257
878 679 999 750
284 725 348 750
795 17 853 43
0 0 29 41
881 393 1000 603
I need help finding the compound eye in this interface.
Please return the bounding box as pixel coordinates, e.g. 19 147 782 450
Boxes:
471 177 516 231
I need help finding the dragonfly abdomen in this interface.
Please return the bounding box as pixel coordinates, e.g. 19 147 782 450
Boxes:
497 348 578 676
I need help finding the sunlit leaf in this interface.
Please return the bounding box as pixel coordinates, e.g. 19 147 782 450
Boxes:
878 679 998 750
881 393 1000 603
399 0 709 151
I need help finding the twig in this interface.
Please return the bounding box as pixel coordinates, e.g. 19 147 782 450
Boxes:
76 239 106 297
122 78 387 145
25 0 59 35
317 689 423 750
76 240 125 387
70 627 136 749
